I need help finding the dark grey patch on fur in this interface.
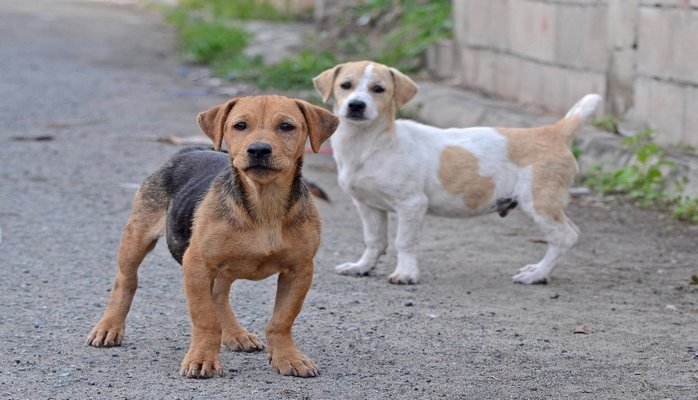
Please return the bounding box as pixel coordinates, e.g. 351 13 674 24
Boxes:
137 148 229 264
286 158 308 212
496 197 518 217
216 167 253 220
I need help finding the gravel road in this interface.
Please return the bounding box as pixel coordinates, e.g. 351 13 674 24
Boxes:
1 1 697 399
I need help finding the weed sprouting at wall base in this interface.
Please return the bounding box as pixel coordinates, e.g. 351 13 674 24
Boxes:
584 129 698 223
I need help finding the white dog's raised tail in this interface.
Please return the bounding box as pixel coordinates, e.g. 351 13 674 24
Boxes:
557 94 603 142
565 94 602 121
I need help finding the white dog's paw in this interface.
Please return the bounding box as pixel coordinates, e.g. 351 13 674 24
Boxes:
512 264 550 285
387 270 419 285
335 262 373 276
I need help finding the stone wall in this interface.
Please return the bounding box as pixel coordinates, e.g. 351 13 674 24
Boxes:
634 1 698 145
430 0 698 147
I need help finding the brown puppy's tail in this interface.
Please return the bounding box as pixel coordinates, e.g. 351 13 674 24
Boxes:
303 179 331 203
558 94 603 142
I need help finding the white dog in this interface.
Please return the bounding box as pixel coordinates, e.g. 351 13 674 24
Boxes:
313 61 602 285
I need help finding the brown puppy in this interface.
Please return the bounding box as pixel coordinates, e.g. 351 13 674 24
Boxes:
86 95 339 378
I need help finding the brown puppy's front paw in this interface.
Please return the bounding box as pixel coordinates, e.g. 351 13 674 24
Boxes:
86 319 125 347
180 350 223 379
268 350 319 378
222 329 265 352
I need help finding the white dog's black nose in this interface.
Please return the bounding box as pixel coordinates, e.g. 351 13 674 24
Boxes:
348 100 366 114
247 142 272 159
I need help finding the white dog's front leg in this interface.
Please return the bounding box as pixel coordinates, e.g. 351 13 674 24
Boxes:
389 197 428 284
335 200 388 276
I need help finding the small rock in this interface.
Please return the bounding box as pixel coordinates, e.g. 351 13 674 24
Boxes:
207 78 222 87
690 275 698 285
573 325 592 334
569 187 591 196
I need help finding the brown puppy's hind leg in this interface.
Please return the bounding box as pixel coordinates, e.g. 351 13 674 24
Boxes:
212 277 265 352
86 194 165 347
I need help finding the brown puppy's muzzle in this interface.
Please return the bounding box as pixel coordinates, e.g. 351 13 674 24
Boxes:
244 141 276 173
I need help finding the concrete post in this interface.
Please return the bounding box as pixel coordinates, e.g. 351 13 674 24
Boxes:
605 0 637 116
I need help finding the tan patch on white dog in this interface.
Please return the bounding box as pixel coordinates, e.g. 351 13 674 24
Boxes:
529 161 576 223
498 119 581 223
439 146 495 210
498 116 583 167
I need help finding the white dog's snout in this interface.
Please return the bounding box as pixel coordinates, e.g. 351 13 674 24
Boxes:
348 99 366 112
337 64 380 121
340 91 377 120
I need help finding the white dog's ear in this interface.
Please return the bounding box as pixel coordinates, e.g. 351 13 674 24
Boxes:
313 65 342 103
197 99 238 151
390 68 419 108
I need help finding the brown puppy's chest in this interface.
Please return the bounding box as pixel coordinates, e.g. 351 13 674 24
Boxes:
187 194 321 282
221 229 318 281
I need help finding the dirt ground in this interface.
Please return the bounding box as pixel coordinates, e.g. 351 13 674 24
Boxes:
0 1 697 399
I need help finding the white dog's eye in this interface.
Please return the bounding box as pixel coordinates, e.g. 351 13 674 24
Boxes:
340 82 352 90
372 85 385 93
233 122 247 130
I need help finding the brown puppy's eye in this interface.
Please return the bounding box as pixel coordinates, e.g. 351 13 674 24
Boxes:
279 122 295 132
372 85 385 93
340 82 352 90
233 122 247 130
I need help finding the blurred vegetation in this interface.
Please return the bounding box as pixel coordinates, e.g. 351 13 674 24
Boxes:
341 0 453 72
165 0 452 91
584 128 698 223
177 21 250 65
171 0 286 21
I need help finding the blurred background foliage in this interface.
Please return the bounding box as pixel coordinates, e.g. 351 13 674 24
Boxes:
165 0 452 91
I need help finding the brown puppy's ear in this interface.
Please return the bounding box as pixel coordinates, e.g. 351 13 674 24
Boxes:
295 99 339 153
197 99 238 151
390 67 419 108
313 64 343 103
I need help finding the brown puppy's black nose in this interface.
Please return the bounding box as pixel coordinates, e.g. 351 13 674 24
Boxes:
348 100 366 113
247 142 272 159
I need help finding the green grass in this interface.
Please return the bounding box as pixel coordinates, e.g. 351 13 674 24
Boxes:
211 50 338 92
673 197 698 223
337 0 453 72
584 129 698 223
173 0 285 21
374 1 453 71
592 115 619 134
256 51 338 91
177 21 250 64
166 0 452 92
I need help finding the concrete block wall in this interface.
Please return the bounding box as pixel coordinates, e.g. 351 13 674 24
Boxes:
450 0 608 116
436 0 698 147
635 2 698 146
